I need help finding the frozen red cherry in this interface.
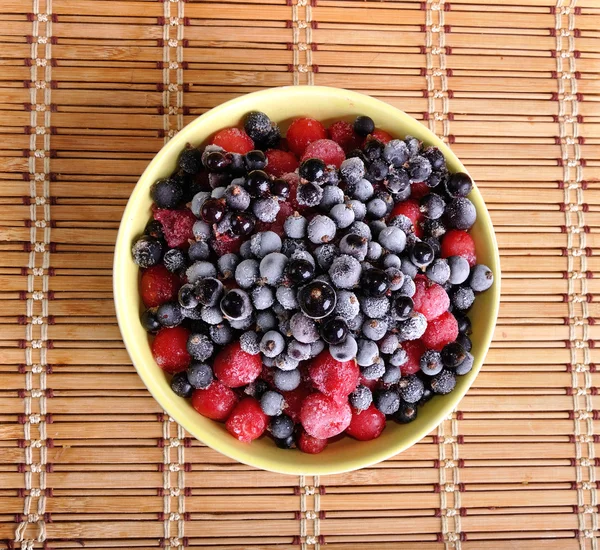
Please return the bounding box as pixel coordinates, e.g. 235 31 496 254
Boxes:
226 398 268 442
286 117 327 156
192 381 238 421
213 342 263 388
151 326 191 373
298 430 329 454
308 350 359 403
300 392 352 439
346 404 386 441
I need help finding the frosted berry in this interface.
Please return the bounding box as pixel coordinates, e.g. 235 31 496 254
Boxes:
273 367 301 391
286 117 327 156
421 311 459 351
374 389 400 415
187 362 213 389
213 342 262 387
298 430 328 454
329 334 358 362
171 371 193 398
226 398 268 442
346 404 385 441
192 381 238 421
300 392 352 439
446 172 473 198
469 264 494 292
455 351 474 375
446 197 477 230
301 139 346 169
353 115 375 136
211 127 254 154
151 178 183 209
152 327 191 373
430 369 457 394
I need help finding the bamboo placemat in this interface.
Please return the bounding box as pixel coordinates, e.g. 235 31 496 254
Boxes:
0 0 599 548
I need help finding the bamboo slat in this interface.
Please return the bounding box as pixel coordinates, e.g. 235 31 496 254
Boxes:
0 0 599 548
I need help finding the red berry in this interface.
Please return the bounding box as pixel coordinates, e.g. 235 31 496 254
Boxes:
225 398 268 443
329 120 361 152
210 127 254 154
192 381 238 421
390 199 423 238
153 208 196 249
441 229 477 267
300 392 352 439
151 326 191 373
410 181 430 200
282 172 302 211
421 311 459 351
364 129 393 145
298 430 328 454
282 385 311 423
213 342 262 388
211 232 242 256
346 404 386 441
301 139 346 169
308 350 359 404
412 275 450 321
265 149 299 177
401 340 426 376
286 117 327 156
141 264 180 307
272 200 294 234
359 375 379 391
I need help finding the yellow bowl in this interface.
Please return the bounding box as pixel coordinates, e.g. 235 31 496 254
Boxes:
114 86 500 475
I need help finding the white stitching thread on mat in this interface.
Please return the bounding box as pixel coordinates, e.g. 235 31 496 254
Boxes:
425 1 462 547
425 0 449 142
300 478 321 548
291 0 314 86
161 1 186 547
554 1 597 547
15 0 52 548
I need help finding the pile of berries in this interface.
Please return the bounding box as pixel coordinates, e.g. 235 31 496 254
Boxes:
132 110 494 452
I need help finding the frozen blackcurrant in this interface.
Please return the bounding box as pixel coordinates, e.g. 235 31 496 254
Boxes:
288 258 315 284
361 268 390 298
320 317 348 345
298 280 337 319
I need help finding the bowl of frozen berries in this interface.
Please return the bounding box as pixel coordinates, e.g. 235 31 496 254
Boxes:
114 86 500 475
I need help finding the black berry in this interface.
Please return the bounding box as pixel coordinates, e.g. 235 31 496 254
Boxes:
163 248 187 273
288 258 315 284
200 198 226 223
151 178 183 209
441 342 467 368
446 172 473 198
178 147 203 175
410 241 435 267
132 235 163 268
170 371 193 398
244 111 272 143
141 308 161 333
354 115 375 136
392 295 414 321
244 150 267 171
246 170 271 198
299 158 325 182
321 317 348 345
204 151 230 172
361 268 390 298
298 280 336 319
231 212 255 236
270 178 290 200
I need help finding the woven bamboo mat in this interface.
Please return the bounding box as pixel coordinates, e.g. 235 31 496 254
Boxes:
0 0 599 548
